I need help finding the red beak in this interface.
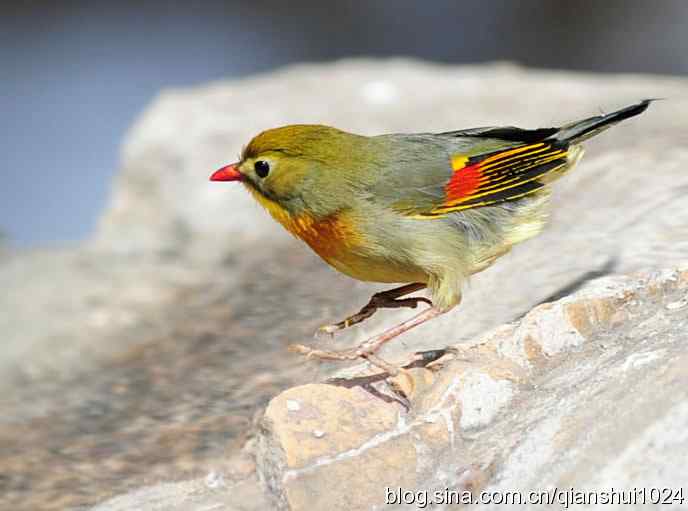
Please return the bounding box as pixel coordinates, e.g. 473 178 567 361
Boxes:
210 163 243 182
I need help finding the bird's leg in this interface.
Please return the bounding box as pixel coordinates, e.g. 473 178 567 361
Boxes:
293 305 448 369
318 282 431 336
292 305 455 399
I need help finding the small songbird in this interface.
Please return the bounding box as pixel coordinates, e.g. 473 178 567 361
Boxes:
210 100 651 376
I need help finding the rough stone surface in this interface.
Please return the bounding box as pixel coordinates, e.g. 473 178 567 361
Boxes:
90 443 268 511
1 60 687 510
256 268 688 510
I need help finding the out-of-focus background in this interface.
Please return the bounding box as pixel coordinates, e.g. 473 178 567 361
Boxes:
1 0 687 247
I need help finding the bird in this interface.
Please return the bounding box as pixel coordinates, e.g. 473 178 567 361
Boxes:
210 100 651 379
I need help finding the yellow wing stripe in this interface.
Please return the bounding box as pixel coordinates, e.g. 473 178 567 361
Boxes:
450 143 547 173
480 142 545 162
480 145 552 173
476 149 567 184
435 157 566 212
407 142 570 219
418 162 567 217
465 152 566 198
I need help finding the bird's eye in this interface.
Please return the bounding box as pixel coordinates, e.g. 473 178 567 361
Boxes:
254 160 270 178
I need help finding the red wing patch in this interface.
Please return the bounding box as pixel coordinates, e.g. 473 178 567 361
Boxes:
446 155 482 201
428 142 569 216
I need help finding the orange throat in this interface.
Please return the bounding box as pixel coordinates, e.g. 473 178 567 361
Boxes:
246 186 361 260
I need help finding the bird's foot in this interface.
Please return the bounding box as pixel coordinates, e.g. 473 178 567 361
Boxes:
289 342 416 398
288 345 457 402
289 335 395 366
288 343 363 362
315 283 431 337
293 305 446 400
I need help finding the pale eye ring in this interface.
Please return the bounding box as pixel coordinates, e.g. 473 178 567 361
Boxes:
254 160 270 178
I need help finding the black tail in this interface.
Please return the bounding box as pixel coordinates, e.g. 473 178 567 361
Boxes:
551 99 654 144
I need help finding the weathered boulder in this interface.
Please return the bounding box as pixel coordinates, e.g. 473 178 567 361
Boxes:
256 268 688 510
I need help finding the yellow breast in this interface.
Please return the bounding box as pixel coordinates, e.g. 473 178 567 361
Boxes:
246 186 426 284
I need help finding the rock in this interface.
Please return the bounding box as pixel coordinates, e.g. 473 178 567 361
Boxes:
90 442 268 511
2 60 688 510
90 476 267 511
256 267 688 510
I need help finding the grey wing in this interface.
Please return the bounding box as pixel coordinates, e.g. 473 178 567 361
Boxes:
365 133 526 215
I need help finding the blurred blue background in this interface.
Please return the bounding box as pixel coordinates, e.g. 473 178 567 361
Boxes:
2 0 687 246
